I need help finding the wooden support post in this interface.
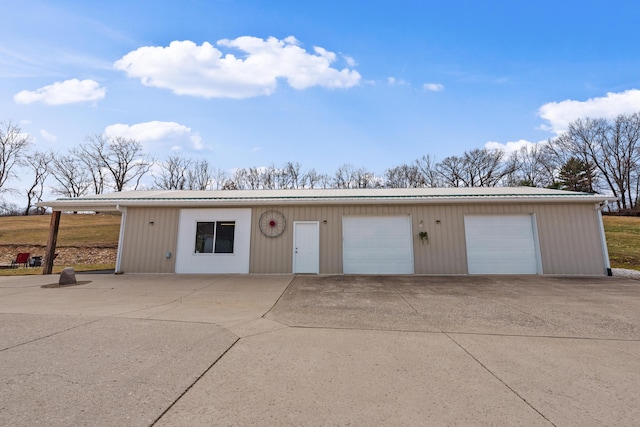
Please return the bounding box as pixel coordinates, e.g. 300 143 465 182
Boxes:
42 211 61 275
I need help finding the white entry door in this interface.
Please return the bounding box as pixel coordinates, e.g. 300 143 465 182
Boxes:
293 221 320 274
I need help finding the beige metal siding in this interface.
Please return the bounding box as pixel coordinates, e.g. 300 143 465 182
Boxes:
119 207 179 273
118 202 607 275
534 203 605 275
249 203 607 275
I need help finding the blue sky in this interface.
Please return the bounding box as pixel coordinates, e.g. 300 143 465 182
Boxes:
3 0 640 200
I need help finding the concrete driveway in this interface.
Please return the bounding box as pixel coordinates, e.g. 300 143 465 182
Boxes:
1 274 639 426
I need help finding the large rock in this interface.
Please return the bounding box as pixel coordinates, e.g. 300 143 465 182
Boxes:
59 267 77 285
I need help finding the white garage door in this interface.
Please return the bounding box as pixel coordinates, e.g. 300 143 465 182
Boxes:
343 216 414 274
464 215 540 274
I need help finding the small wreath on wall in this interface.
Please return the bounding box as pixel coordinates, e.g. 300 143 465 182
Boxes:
259 210 287 237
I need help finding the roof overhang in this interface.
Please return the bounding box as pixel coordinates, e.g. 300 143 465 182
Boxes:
38 188 618 212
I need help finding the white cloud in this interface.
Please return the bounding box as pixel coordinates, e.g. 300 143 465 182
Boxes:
538 89 640 134
423 83 444 92
13 79 106 105
40 129 58 142
484 139 545 154
105 121 207 151
387 77 408 86
190 134 204 150
114 37 361 99
343 55 356 67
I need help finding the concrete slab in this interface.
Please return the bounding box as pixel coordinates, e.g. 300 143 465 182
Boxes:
267 276 443 331
494 294 640 339
449 334 640 427
0 273 293 427
221 317 289 338
2 273 639 426
156 328 550 426
0 317 238 427
0 313 100 350
0 274 53 288
270 275 640 338
0 274 293 321
122 289 287 323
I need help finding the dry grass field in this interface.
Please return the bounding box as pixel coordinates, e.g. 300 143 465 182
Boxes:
0 212 638 274
602 215 640 271
0 213 120 274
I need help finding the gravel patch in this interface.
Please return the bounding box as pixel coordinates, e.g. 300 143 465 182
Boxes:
612 268 640 279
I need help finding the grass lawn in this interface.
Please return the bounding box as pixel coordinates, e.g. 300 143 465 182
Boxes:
603 215 640 271
0 213 120 246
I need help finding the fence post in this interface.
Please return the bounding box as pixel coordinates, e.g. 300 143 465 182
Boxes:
42 211 61 275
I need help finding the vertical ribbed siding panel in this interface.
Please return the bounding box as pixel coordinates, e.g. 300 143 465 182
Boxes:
120 207 179 273
429 205 443 273
535 203 604 275
440 205 468 274
536 204 557 273
250 206 295 274
246 202 606 275
412 205 425 274
331 204 343 273
320 205 340 274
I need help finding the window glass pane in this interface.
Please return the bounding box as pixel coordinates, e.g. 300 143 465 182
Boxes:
214 222 235 253
195 222 215 253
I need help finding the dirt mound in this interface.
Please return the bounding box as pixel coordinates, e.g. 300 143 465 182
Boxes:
0 244 117 266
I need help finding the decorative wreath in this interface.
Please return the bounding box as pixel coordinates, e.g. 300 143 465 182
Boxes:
259 210 286 237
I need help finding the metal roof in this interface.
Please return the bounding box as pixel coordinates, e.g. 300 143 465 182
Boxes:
39 187 617 211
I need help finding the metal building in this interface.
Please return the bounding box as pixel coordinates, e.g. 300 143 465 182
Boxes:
41 187 616 276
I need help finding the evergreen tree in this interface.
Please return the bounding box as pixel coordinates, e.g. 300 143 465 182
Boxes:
557 157 596 192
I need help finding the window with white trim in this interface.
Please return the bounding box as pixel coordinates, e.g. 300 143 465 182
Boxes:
194 221 235 254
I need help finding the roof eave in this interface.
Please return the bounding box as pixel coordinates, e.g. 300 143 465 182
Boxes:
39 194 618 211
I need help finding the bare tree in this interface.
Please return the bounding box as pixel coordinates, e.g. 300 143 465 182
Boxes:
0 121 32 194
231 168 249 190
385 163 425 188
261 165 276 190
244 167 262 190
221 179 238 190
415 155 440 187
460 148 508 187
154 154 190 190
505 144 556 187
50 153 92 197
0 200 22 216
436 155 465 187
302 168 320 189
85 135 153 192
210 168 229 190
334 164 357 189
73 140 107 194
187 159 214 190
317 173 333 189
24 151 50 215
354 167 381 188
551 114 640 209
274 164 289 189
302 168 332 189
436 148 512 187
284 161 303 189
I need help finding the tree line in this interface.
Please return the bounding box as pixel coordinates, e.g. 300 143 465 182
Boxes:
1 113 639 215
